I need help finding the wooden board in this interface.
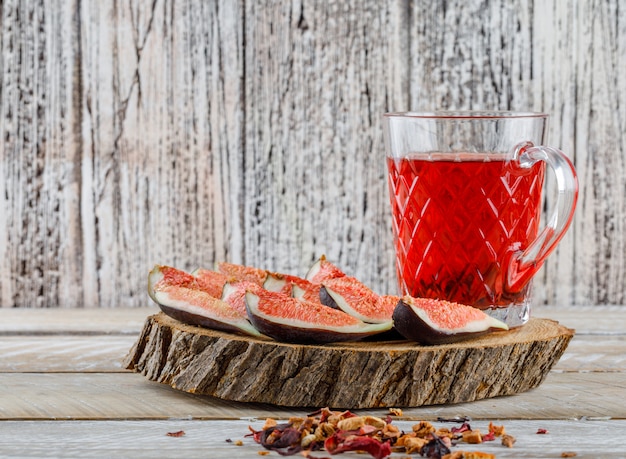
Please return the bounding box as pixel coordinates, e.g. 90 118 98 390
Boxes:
124 313 574 409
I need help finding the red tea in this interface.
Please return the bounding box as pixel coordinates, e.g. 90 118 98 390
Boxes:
386 153 546 308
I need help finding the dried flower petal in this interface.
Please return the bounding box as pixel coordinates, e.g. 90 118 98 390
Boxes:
166 430 185 437
324 434 391 459
421 434 451 459
451 421 472 434
537 428 549 434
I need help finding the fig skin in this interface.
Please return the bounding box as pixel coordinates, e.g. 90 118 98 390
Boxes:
319 286 340 309
392 297 508 345
157 303 259 336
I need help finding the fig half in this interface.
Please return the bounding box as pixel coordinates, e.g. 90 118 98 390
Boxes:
148 265 261 337
245 289 392 344
392 296 509 345
321 276 396 324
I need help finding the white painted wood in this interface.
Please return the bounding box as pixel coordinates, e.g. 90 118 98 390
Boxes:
0 333 622 374
1 0 625 308
0 308 623 458
0 307 153 334
0 419 622 459
0 336 137 372
1 371 624 421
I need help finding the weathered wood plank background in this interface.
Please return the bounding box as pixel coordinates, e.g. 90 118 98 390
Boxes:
1 0 624 308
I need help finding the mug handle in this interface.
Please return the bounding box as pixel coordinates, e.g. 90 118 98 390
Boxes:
506 141 579 293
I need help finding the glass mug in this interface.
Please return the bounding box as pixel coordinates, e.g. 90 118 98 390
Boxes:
383 112 578 327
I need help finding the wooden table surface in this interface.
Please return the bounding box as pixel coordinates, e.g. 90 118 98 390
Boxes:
1 305 625 458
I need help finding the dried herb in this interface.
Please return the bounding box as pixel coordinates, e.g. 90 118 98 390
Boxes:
256 423 303 456
437 416 471 423
420 434 451 459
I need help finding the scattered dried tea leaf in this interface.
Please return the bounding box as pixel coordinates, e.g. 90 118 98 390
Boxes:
462 429 482 444
443 452 495 459
488 421 506 437
502 434 516 448
421 434 451 458
437 416 471 423
561 452 577 458
336 415 365 431
262 418 277 430
413 420 435 437
401 436 429 454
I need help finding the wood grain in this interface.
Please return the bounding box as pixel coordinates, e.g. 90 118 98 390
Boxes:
124 313 573 408
1 0 625 308
1 371 624 421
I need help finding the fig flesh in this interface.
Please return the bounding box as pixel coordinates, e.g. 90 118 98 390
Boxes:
191 268 234 298
392 296 508 345
217 261 268 285
245 289 392 344
148 265 261 337
321 277 396 324
221 280 262 315
305 255 346 284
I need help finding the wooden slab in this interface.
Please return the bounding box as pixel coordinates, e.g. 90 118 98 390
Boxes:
124 313 574 409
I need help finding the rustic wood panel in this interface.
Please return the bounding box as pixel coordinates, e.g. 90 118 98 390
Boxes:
1 0 625 308
0 419 624 458
0 336 137 372
1 371 624 420
2 334 624 374
241 0 405 290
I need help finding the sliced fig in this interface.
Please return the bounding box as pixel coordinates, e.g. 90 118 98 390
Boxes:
263 272 296 295
216 261 268 285
392 296 509 345
292 282 323 303
191 268 234 298
264 271 322 302
245 289 392 344
305 255 346 284
148 266 261 337
320 277 395 324
220 280 262 315
148 265 198 304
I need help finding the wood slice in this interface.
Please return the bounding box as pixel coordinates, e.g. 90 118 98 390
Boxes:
124 313 574 409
